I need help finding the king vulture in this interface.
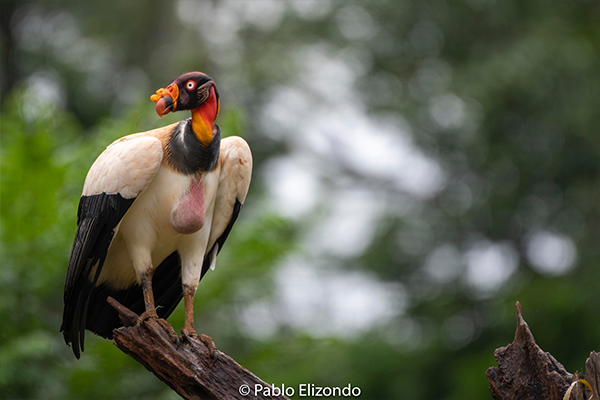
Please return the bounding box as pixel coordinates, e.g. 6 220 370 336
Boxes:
60 72 252 358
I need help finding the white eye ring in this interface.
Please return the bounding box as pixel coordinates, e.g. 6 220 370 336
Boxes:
186 80 195 90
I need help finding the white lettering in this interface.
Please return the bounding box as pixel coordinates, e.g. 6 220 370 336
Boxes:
254 384 264 395
315 385 322 396
342 384 352 396
260 382 361 397
285 385 295 397
299 383 308 396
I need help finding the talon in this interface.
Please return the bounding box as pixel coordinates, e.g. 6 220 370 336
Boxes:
181 326 197 343
155 318 179 345
199 333 218 360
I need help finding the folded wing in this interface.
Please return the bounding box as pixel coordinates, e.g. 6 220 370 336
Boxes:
201 136 253 279
61 136 163 358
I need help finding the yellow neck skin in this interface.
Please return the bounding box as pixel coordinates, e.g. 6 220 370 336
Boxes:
191 109 213 146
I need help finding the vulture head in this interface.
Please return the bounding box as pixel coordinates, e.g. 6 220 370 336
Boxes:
150 72 220 121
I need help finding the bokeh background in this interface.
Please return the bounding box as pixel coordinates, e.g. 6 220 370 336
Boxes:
1 1 599 399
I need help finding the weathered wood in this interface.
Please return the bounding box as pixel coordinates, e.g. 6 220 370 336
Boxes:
107 296 289 400
571 351 600 400
487 302 599 400
580 352 600 400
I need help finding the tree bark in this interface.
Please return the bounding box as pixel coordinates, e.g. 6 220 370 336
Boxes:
107 297 289 400
487 302 599 400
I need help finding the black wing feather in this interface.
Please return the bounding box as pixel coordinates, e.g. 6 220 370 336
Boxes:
60 193 134 359
199 199 243 280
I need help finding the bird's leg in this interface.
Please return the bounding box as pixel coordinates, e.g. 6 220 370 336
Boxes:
137 269 158 323
181 284 217 359
135 268 178 345
181 284 197 338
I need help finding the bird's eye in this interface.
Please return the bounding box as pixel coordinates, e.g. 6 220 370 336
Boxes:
186 80 196 90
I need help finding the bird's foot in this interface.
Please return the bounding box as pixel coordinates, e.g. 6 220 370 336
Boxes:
181 327 218 360
137 309 159 325
156 318 180 346
199 333 218 360
137 311 179 345
181 325 197 343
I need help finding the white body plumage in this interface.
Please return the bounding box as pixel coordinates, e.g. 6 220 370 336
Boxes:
84 126 252 291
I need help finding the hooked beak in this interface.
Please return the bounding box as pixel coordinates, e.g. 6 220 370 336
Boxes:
150 83 179 117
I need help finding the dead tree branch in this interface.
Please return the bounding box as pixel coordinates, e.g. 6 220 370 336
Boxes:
487 302 599 400
107 297 289 400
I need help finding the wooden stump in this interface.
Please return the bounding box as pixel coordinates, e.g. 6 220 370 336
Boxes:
487 302 599 400
107 297 289 400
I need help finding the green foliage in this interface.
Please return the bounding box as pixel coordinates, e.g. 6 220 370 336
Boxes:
1 92 79 399
1 1 599 399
